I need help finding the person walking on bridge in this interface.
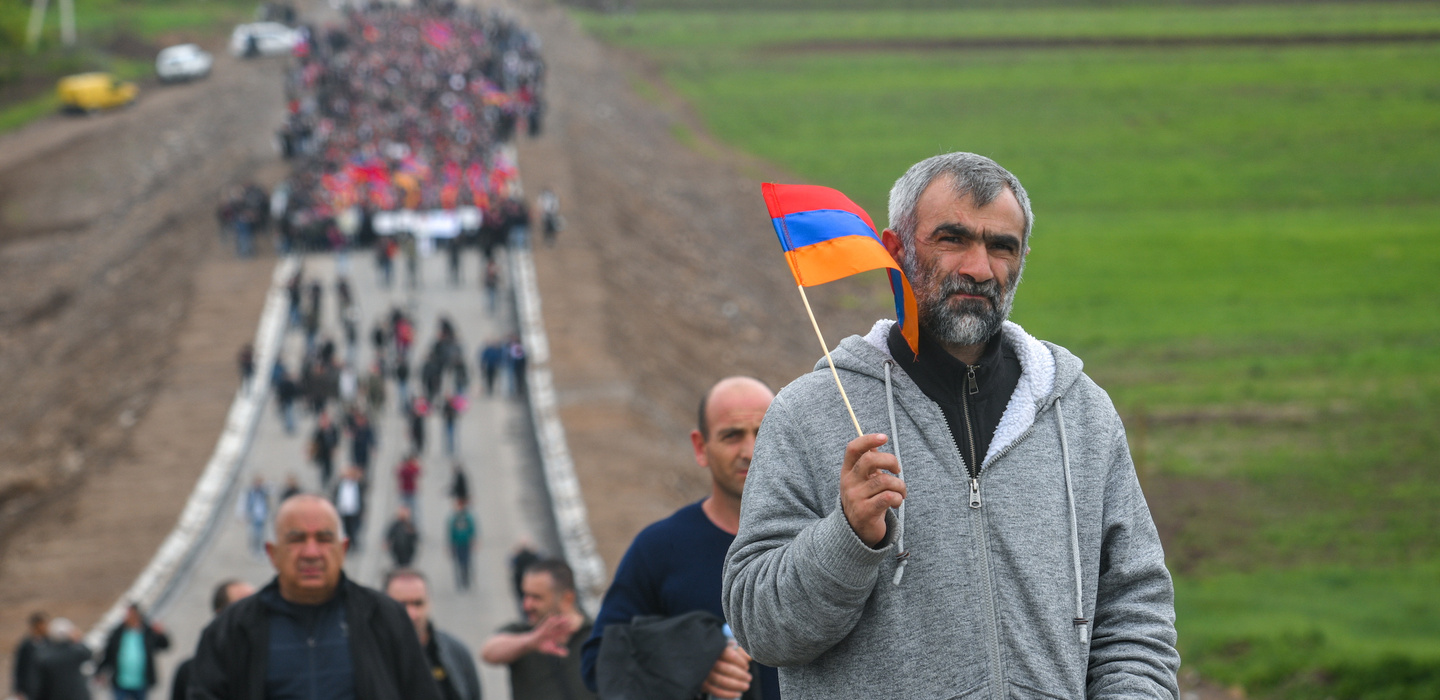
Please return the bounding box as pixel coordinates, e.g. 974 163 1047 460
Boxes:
384 570 482 700
446 497 478 591
309 412 340 488
11 611 48 700
386 506 420 569
31 617 91 700
96 604 170 700
240 477 270 556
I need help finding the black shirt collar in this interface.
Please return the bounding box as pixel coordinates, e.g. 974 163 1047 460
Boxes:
889 324 1008 394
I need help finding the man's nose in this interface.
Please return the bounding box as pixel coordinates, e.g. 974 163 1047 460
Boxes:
956 243 994 283
740 434 757 461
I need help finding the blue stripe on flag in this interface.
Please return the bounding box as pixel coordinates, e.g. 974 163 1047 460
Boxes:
771 209 881 252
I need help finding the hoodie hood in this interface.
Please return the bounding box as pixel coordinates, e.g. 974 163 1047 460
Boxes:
820 319 1084 465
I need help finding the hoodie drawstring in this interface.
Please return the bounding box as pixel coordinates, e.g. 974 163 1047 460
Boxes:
1055 397 1090 646
883 360 909 585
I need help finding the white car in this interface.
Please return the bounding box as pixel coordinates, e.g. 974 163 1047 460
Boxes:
156 44 213 82
230 22 301 58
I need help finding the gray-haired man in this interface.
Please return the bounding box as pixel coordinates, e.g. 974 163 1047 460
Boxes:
724 152 1180 698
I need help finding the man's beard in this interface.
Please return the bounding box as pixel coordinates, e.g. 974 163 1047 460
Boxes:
904 246 1021 348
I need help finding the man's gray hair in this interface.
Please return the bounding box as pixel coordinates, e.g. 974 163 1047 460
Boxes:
887 152 1033 246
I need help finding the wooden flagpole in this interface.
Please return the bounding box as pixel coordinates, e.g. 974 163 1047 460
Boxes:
796 284 864 437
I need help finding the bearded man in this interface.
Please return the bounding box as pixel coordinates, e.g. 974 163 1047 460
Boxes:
723 152 1180 698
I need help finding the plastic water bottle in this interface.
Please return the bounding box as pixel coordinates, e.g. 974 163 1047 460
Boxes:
708 623 740 700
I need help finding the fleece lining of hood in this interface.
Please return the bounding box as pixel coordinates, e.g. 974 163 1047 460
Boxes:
862 319 1055 465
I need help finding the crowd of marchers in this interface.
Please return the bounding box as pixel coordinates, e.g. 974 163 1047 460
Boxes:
269 2 544 256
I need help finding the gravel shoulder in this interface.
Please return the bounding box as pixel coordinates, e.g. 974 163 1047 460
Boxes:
0 49 286 677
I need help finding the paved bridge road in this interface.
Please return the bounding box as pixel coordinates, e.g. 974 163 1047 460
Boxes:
148 246 560 699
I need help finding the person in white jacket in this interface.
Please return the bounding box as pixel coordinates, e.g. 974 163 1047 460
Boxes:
724 152 1180 699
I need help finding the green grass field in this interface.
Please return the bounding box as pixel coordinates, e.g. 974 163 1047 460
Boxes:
0 0 252 132
0 0 252 49
574 2 1440 697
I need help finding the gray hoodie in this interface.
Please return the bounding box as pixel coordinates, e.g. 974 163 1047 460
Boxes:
724 320 1179 699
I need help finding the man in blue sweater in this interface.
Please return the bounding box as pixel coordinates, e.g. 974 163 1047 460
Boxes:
581 377 779 699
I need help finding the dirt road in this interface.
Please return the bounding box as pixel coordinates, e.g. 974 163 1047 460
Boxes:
0 43 286 677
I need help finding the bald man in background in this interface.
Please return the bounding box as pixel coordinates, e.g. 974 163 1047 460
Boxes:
581 377 780 699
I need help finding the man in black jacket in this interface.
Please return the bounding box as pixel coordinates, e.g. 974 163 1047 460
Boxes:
11 611 47 700
187 495 442 700
97 603 170 700
170 579 255 700
32 618 92 700
384 569 483 700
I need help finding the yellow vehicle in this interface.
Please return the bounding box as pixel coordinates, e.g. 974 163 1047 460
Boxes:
56 72 138 113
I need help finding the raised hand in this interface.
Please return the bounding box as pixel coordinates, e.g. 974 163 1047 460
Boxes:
840 433 905 548
532 614 578 657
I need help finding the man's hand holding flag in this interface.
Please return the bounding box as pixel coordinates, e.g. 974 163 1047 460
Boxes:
763 182 919 433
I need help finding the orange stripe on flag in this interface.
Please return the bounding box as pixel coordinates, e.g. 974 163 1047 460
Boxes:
784 235 899 288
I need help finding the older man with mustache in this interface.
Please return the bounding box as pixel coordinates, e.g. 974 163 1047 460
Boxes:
724 152 1180 699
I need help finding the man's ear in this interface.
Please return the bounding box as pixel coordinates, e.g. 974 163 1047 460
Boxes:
691 429 709 469
882 229 904 262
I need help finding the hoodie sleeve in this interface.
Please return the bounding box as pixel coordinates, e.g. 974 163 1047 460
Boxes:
1087 421 1181 699
723 393 897 667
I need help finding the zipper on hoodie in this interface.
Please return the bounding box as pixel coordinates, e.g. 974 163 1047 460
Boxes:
962 363 982 508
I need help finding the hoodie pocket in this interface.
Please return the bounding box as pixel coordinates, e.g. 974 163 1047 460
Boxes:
943 683 988 700
1007 679 1070 699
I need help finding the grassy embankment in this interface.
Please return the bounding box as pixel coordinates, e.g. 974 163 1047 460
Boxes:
575 3 1440 698
0 0 254 130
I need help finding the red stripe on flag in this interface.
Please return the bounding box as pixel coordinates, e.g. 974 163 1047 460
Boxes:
763 183 877 233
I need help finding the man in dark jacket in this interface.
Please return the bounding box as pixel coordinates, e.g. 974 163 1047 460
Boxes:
170 579 255 700
32 618 91 700
481 559 595 700
384 570 482 700
11 611 47 700
97 604 170 700
385 506 419 568
187 495 442 700
310 413 340 486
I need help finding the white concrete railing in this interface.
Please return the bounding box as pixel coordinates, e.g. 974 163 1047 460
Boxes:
83 257 298 650
508 242 607 615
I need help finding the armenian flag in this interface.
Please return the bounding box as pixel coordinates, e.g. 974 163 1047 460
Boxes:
763 183 920 356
